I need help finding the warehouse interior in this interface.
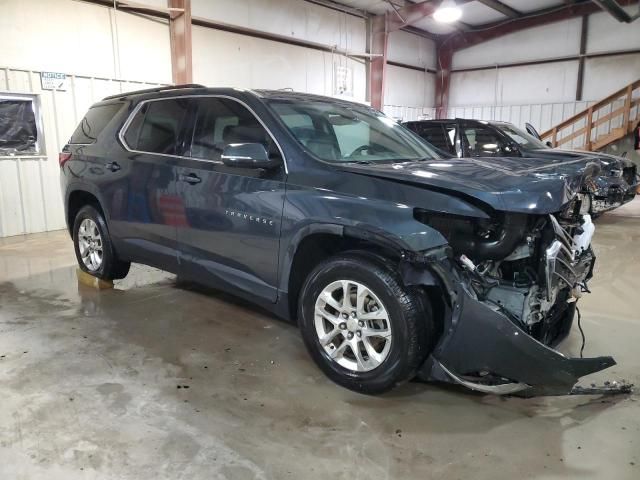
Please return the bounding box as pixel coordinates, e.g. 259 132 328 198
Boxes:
1 0 639 478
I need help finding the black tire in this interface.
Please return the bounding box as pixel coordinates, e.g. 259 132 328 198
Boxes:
72 205 130 280
298 251 434 394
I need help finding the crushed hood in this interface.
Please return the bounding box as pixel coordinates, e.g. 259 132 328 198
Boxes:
339 157 600 214
524 148 634 171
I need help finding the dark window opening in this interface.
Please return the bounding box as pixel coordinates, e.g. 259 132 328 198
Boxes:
0 98 38 155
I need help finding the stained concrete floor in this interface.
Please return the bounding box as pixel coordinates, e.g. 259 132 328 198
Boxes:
1 204 639 480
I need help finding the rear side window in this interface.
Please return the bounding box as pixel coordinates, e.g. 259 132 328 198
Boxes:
70 103 122 144
123 98 191 155
407 123 454 155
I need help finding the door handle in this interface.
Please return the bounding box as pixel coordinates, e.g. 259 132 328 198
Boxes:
105 161 121 172
179 173 202 185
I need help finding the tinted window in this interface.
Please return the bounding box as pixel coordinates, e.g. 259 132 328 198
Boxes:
124 98 190 155
461 125 508 157
269 100 438 163
406 123 454 155
189 97 279 162
70 103 122 144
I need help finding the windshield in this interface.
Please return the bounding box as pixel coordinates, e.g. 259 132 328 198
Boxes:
497 123 548 150
267 100 440 163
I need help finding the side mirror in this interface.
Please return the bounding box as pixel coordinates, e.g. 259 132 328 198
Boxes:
546 141 553 148
221 143 279 169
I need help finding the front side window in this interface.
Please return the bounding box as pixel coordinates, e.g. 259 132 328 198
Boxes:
461 126 508 157
268 100 438 163
0 95 44 156
189 97 280 162
123 98 191 155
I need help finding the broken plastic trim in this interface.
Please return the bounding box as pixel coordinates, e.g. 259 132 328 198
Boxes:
437 361 530 395
415 263 617 396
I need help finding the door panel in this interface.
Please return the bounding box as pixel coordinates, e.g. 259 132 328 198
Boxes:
108 155 181 271
175 96 286 301
107 97 192 272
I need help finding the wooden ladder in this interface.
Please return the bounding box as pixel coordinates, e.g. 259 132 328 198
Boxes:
541 79 640 152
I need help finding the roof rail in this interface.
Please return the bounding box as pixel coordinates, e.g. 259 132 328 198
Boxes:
102 84 206 101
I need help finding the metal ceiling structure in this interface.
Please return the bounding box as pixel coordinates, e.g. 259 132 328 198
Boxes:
326 0 639 112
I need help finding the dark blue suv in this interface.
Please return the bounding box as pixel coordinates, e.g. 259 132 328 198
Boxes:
60 85 619 396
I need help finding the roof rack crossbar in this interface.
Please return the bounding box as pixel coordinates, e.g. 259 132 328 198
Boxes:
102 84 206 101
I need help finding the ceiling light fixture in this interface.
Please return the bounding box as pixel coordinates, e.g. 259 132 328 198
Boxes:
433 0 462 23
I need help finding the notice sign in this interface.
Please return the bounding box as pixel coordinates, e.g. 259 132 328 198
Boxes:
40 72 67 91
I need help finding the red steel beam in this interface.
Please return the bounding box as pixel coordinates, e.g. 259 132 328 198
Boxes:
370 1 452 109
169 0 193 84
445 0 638 51
435 43 453 119
370 15 388 110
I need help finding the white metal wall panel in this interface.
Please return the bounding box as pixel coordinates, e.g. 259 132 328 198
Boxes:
446 100 596 148
0 66 163 238
383 105 436 122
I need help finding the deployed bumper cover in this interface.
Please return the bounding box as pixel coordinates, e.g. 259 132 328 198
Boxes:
418 285 615 396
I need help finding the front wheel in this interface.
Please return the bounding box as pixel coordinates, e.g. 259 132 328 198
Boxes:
298 252 434 394
73 205 130 280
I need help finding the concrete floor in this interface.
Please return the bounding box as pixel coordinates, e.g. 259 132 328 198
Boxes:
1 203 639 480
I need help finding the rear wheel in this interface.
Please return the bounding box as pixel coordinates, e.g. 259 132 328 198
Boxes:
73 205 130 280
298 252 433 394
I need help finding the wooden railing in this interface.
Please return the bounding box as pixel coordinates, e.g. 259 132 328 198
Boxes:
541 79 640 151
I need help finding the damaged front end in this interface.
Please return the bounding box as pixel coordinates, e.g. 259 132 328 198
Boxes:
406 199 623 396
586 164 639 215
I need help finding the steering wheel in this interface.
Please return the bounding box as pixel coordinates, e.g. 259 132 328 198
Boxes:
349 144 376 157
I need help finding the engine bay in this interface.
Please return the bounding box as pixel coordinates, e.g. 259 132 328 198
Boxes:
415 200 597 346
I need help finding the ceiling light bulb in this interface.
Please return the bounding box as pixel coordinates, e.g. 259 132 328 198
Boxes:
433 0 462 23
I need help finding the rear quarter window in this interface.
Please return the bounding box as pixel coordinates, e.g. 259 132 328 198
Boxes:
69 103 123 144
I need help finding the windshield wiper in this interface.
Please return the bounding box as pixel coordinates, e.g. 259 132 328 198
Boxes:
343 160 374 165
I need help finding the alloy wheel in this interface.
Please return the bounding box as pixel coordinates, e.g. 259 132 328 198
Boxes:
77 218 103 272
314 280 392 372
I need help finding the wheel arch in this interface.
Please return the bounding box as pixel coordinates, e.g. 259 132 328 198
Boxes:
66 188 106 237
281 222 448 322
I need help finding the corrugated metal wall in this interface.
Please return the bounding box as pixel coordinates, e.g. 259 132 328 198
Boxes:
383 104 436 122
0 66 163 238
